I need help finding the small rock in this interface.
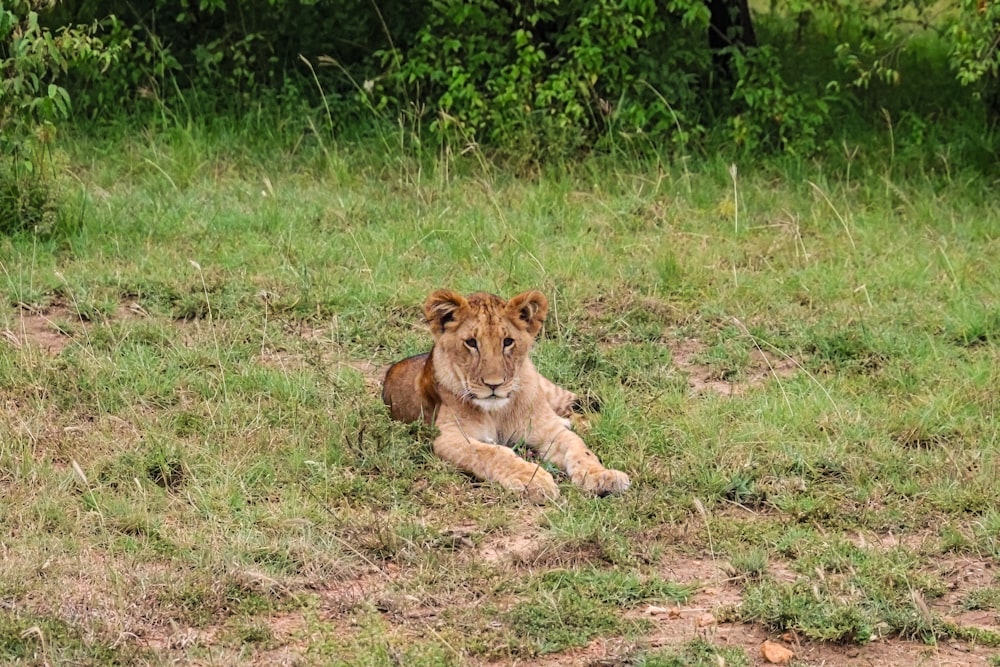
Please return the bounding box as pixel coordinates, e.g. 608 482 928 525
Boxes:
760 640 794 664
697 612 716 627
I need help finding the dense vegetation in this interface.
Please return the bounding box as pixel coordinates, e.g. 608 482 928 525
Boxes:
10 1 1000 148
4 0 997 232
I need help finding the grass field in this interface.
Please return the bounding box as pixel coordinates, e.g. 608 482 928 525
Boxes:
1 122 999 665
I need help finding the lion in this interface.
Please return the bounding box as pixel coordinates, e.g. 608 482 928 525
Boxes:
382 289 630 503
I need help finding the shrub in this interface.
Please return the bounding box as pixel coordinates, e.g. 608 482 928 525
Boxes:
45 0 424 120
0 1 118 234
950 0 1000 122
373 0 711 158
23 1 1000 161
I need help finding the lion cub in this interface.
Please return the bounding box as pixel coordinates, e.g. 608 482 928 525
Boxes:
382 289 630 503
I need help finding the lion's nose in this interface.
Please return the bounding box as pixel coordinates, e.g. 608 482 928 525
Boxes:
484 381 503 391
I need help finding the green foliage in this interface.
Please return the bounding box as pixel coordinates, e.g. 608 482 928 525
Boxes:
369 1 998 158
637 639 751 667
825 2 933 90
47 0 424 119
950 0 1000 117
25 0 1000 159
739 580 878 643
727 44 834 155
962 586 1000 612
376 0 709 157
0 0 117 234
816 1 1000 122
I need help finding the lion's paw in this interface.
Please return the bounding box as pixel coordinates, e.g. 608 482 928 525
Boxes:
504 466 560 504
578 468 630 496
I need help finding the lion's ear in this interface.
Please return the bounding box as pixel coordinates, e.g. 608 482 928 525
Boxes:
507 290 548 337
424 290 468 334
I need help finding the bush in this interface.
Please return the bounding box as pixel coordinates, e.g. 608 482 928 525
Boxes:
372 0 711 157
0 1 118 234
950 0 1000 122
45 0 424 120
22 1 1000 162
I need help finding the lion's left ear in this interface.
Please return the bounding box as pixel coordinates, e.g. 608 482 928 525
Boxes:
506 290 548 337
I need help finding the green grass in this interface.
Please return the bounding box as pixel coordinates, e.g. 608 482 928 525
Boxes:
0 117 998 664
638 638 753 666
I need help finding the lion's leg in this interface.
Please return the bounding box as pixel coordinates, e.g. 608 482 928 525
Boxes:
538 375 602 418
537 375 580 418
529 422 630 496
433 426 559 503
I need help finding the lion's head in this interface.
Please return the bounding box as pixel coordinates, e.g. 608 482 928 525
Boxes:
424 290 548 411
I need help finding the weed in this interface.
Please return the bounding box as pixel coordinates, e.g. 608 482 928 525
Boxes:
963 587 1000 612
637 638 752 666
0 610 148 664
736 580 879 643
505 592 630 656
727 547 770 582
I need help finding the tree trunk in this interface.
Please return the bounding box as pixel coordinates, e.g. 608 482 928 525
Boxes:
707 0 757 83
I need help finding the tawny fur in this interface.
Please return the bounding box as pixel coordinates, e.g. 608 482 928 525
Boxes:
382 289 630 502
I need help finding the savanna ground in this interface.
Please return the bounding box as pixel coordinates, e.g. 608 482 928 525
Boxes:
1 123 999 666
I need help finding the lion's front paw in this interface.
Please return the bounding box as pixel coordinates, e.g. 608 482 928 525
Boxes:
503 466 560 504
578 468 630 496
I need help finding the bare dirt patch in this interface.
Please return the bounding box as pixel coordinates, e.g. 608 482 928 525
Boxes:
341 359 390 394
934 556 1000 632
3 300 151 356
113 301 151 321
477 520 547 566
317 566 396 613
3 303 78 354
669 338 798 396
255 319 389 392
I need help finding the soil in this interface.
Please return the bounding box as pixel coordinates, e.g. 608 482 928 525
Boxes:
462 524 999 667
2 303 78 354
669 337 798 397
3 300 152 356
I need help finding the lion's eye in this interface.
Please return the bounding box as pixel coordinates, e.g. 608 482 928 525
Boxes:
465 338 478 350
503 337 514 348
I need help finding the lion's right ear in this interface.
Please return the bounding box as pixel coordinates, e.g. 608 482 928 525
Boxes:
424 290 468 335
506 290 548 337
